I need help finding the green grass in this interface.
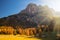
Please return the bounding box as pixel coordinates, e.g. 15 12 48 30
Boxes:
41 32 56 40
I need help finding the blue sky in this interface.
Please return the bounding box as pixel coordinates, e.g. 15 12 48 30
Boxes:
0 0 43 18
0 0 60 18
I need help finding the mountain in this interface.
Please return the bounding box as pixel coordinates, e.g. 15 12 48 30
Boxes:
0 3 54 28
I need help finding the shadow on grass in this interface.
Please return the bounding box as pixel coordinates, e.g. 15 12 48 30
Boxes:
36 32 56 40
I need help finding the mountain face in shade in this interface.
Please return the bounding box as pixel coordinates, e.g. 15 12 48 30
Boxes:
0 3 54 28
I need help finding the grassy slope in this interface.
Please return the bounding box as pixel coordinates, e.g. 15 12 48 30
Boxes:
0 35 41 40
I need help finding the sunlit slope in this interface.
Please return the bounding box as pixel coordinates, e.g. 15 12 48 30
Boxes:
54 17 60 31
0 35 40 40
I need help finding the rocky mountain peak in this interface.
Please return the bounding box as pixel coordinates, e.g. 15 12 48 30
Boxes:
25 3 39 14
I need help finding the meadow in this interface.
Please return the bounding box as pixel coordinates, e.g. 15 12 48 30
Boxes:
0 35 40 40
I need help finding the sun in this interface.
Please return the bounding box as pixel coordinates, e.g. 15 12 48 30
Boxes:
53 2 60 12
43 0 60 11
38 0 60 16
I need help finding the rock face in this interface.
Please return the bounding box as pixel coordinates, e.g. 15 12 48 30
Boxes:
0 3 54 28
26 3 39 14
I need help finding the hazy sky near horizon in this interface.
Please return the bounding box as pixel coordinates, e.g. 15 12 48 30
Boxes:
0 0 60 18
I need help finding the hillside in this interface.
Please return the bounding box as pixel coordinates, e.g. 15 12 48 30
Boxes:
0 3 54 28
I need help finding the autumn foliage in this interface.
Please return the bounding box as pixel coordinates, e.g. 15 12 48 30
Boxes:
0 25 53 36
0 26 15 34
